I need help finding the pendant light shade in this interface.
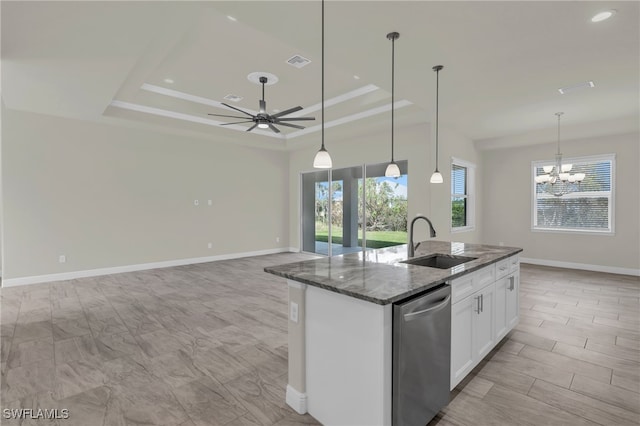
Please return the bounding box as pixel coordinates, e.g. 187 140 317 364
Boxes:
313 146 332 168
430 65 444 184
313 0 332 169
385 32 401 178
430 170 443 184
385 162 401 178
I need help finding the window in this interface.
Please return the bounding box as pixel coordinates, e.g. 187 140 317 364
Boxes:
451 158 475 232
532 154 615 234
301 161 408 256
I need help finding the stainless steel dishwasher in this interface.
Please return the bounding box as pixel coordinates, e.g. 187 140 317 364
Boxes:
393 284 451 426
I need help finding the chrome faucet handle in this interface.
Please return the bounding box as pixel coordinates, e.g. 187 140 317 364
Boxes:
414 242 421 251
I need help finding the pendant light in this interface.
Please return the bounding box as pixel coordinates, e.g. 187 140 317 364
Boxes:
385 32 401 178
430 65 444 184
313 0 332 169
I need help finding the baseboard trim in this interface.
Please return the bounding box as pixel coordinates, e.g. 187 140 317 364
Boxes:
286 385 307 414
2 248 295 287
520 257 640 277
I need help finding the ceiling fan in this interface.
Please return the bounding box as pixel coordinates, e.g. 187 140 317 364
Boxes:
208 76 315 133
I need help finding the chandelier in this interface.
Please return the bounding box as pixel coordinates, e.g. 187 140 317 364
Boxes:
534 112 585 197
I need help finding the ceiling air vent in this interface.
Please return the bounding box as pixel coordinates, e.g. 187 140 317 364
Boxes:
287 55 311 68
558 81 595 95
223 94 243 102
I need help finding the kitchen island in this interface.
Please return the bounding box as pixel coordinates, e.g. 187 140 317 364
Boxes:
265 240 522 426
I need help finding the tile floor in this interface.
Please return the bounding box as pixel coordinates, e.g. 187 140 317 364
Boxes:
0 254 638 425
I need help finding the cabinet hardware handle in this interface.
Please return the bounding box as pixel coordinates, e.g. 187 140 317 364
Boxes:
509 276 515 291
404 295 451 321
480 293 484 312
475 296 481 314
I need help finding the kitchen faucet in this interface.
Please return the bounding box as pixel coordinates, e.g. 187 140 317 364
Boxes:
408 215 436 257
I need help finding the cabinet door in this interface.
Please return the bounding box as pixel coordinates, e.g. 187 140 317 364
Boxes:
451 296 474 390
473 283 495 361
494 276 507 340
506 272 519 329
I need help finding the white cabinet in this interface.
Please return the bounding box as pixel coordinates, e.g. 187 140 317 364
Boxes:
494 276 508 340
451 294 474 386
495 271 520 340
474 283 495 360
506 272 519 329
450 263 496 389
450 254 519 390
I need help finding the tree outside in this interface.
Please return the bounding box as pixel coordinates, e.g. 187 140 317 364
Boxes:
316 177 408 249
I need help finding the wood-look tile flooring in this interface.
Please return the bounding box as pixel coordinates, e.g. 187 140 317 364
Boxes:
1 256 638 425
432 264 640 426
0 253 319 426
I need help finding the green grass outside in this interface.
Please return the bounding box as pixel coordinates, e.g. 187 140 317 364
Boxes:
315 224 407 249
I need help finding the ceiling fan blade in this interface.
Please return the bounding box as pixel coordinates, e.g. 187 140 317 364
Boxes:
208 113 252 119
274 117 315 121
259 100 266 114
271 106 303 118
246 123 258 132
275 122 305 130
221 103 255 117
268 124 281 133
220 120 255 125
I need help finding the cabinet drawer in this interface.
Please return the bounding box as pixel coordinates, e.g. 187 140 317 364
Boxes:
473 264 496 292
509 254 520 274
451 273 474 304
451 264 495 304
495 258 510 279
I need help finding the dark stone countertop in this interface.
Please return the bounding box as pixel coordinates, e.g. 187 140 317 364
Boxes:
264 240 523 305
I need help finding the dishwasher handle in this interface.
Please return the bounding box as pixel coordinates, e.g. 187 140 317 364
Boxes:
403 295 451 321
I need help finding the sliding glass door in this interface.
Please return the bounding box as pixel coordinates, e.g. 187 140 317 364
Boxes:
301 161 408 256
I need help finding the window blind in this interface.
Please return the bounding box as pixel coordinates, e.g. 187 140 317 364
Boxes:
533 156 613 232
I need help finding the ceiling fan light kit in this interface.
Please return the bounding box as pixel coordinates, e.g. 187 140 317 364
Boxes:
313 0 333 169
208 74 315 134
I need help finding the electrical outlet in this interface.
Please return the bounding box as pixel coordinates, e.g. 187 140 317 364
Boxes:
207 242 212 249
207 200 212 206
290 302 299 323
194 200 199 206
276 237 280 243
58 255 66 264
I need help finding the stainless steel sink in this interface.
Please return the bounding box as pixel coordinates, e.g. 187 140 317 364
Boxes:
401 253 477 269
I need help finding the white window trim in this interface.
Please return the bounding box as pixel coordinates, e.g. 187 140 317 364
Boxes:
451 157 476 233
531 153 615 235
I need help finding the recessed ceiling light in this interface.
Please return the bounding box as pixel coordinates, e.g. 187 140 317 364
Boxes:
353 75 360 80
227 15 237 22
558 81 595 95
591 10 616 22
163 78 174 84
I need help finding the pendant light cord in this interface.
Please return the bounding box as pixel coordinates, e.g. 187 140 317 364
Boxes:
435 67 439 171
391 34 395 162
321 0 325 150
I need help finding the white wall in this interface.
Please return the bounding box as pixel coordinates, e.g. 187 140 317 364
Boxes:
482 132 639 274
288 123 481 250
430 127 483 244
1 108 290 281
